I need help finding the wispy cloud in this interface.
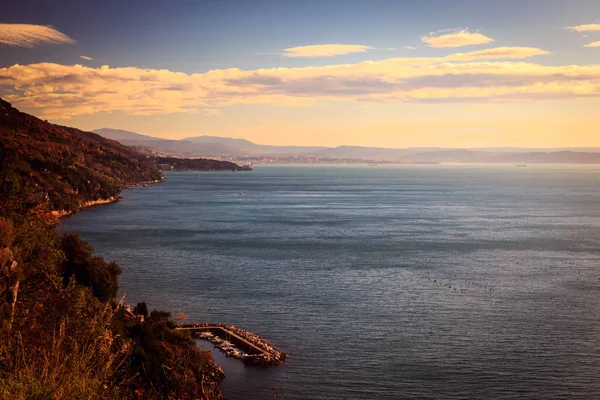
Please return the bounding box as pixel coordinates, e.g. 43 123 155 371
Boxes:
421 28 494 48
0 23 74 47
405 46 417 50
564 23 600 32
444 47 550 61
281 44 373 57
80 55 93 61
584 41 600 47
3 46 593 120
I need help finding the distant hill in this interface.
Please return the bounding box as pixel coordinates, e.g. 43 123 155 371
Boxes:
0 99 162 212
181 135 328 155
93 128 163 142
156 157 248 171
92 128 600 164
182 135 260 148
94 130 329 156
130 139 235 156
92 129 245 156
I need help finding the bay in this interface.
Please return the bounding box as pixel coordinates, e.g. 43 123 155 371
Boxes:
60 165 600 399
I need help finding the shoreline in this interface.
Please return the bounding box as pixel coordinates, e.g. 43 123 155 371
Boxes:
55 178 163 220
53 196 121 219
57 176 232 399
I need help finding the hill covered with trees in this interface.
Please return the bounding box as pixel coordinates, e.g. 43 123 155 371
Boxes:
0 98 162 212
156 156 250 172
0 100 224 399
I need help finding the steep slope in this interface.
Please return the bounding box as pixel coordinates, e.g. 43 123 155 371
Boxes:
0 98 162 212
0 103 223 400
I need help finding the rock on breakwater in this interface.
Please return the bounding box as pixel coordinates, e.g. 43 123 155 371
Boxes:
178 322 288 367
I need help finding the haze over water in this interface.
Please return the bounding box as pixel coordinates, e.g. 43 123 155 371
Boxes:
61 165 600 399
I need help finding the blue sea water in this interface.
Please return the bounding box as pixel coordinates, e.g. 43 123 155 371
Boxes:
60 165 600 399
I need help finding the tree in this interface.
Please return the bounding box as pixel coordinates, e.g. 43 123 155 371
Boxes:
134 301 149 318
0 218 20 330
61 234 122 303
126 308 215 399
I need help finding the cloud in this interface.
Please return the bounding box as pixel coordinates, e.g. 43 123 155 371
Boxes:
2 46 597 119
281 44 373 57
444 47 550 61
80 55 93 61
564 24 600 32
421 28 494 48
405 46 417 50
0 23 74 47
584 41 600 47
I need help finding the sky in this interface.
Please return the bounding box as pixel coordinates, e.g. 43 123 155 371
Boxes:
1 0 600 148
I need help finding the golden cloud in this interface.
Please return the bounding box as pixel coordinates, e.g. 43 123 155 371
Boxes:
0 23 74 47
565 24 600 32
584 41 600 47
421 28 494 48
281 44 373 57
443 47 550 61
80 55 93 61
1 46 597 119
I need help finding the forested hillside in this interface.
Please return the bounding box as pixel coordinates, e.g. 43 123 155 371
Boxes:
0 98 162 212
156 156 248 171
0 100 223 399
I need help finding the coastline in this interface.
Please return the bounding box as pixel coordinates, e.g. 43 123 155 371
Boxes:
54 178 163 219
53 196 120 219
56 176 229 399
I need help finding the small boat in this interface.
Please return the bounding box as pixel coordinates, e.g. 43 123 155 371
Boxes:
231 349 242 358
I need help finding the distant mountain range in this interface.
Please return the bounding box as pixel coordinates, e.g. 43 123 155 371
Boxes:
92 128 600 164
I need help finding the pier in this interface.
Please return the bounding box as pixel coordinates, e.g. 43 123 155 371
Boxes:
177 323 287 367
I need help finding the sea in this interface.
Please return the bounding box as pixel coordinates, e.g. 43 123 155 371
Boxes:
60 164 600 399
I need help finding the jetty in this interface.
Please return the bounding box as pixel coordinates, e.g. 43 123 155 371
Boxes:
177 323 287 367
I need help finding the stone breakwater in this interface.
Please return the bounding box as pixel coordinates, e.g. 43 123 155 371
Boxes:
177 323 288 367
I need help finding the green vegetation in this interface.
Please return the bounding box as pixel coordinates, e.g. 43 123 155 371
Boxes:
0 99 223 399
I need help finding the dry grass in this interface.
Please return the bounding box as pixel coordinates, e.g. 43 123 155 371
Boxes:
0 301 131 400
